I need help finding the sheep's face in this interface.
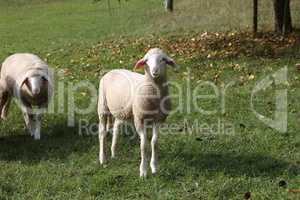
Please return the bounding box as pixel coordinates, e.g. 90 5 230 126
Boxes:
146 53 168 79
25 75 47 96
135 49 178 80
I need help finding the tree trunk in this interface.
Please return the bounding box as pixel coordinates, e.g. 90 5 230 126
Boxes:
165 0 173 12
253 0 258 33
273 0 292 34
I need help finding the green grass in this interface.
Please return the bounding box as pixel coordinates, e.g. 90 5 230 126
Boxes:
0 0 300 199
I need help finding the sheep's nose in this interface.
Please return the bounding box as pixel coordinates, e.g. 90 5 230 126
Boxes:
32 88 40 95
152 69 160 77
152 73 159 77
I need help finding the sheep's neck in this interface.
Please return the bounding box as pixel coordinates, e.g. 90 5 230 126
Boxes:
144 72 169 96
142 71 171 121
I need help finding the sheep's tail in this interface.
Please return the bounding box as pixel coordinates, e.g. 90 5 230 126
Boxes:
98 78 114 131
98 79 106 114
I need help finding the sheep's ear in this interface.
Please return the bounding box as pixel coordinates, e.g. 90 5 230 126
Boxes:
23 78 31 90
164 57 179 70
134 59 146 70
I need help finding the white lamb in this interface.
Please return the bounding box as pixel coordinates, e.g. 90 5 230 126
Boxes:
98 48 178 177
0 53 53 140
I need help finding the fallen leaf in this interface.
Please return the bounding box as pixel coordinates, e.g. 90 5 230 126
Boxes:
248 74 255 80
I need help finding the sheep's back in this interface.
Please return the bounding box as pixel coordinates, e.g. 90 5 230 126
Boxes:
1 53 47 76
1 53 49 92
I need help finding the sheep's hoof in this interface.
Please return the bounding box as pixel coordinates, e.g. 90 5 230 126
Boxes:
33 134 41 140
139 170 147 178
99 157 107 166
139 174 147 178
99 161 108 168
150 161 158 174
101 164 108 168
151 168 158 175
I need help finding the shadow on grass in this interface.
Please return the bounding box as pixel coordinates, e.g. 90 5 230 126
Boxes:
160 140 300 180
0 119 298 180
0 117 97 164
187 152 299 177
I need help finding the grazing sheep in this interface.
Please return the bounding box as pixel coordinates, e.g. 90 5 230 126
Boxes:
98 48 178 177
0 53 53 140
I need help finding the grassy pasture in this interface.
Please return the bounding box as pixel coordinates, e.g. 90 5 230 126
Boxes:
0 0 299 199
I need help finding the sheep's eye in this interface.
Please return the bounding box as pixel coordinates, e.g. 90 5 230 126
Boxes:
42 76 47 82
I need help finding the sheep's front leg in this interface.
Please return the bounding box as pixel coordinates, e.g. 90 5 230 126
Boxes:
111 119 122 159
150 123 159 174
23 112 34 136
33 114 41 140
99 116 108 165
135 119 148 177
0 95 11 120
24 111 41 140
139 131 147 177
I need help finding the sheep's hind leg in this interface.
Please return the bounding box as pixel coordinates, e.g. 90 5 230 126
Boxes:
150 123 159 174
111 119 122 159
99 115 108 165
106 114 114 132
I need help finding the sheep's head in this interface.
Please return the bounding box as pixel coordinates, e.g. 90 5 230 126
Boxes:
134 48 178 79
23 75 48 96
